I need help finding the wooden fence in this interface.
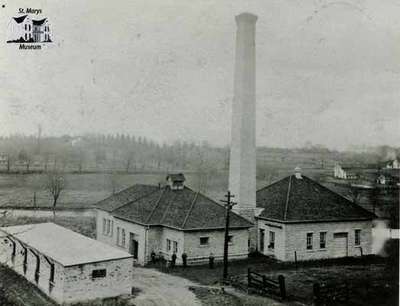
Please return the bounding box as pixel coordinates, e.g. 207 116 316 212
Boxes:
247 268 286 299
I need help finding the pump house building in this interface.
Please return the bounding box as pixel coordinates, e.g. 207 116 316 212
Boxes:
255 171 376 261
94 174 253 265
0 223 133 304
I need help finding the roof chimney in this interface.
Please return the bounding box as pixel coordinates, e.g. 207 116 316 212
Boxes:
166 173 185 190
294 167 302 179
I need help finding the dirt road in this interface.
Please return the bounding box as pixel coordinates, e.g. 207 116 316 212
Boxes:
132 267 202 306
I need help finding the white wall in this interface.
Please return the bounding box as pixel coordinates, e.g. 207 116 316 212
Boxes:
183 229 249 264
257 220 286 260
0 235 65 304
96 209 148 265
63 258 133 303
284 220 373 261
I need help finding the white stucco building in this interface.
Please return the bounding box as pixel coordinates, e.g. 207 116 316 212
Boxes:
94 174 253 266
255 172 376 261
0 223 133 304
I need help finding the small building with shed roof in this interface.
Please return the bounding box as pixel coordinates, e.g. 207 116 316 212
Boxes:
94 174 253 265
0 222 133 304
256 170 376 261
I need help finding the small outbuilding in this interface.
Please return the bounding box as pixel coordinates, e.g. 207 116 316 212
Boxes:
256 172 376 261
0 223 133 304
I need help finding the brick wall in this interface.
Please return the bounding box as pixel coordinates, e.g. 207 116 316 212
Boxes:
284 220 373 261
62 258 133 304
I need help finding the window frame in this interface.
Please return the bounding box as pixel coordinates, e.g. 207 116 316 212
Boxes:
92 269 106 279
121 228 126 247
268 231 275 250
173 241 178 253
354 229 361 246
319 232 327 249
166 239 171 251
306 232 313 250
199 236 209 246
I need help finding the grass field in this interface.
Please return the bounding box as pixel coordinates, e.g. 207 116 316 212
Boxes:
160 249 399 306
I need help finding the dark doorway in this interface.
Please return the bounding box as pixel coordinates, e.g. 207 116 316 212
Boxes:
129 233 139 260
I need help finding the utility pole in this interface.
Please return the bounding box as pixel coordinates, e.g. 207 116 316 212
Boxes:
220 190 236 281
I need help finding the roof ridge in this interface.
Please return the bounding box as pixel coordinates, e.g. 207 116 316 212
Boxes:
195 192 254 226
283 175 292 221
181 191 199 229
256 176 289 193
145 188 166 223
302 176 376 218
111 187 160 213
159 191 178 225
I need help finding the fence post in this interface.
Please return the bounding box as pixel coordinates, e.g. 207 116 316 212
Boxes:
262 275 267 291
294 251 298 270
313 283 321 304
247 268 251 287
278 275 286 299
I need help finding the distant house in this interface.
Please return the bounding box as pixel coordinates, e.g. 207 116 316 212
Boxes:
7 15 51 43
256 172 376 261
333 163 358 180
377 174 386 185
94 174 253 265
0 223 133 304
385 158 400 169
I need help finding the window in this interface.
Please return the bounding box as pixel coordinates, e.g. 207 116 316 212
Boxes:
228 235 233 244
29 24 31 31
106 220 111 235
102 218 106 234
166 239 171 251
259 229 265 252
25 24 27 30
173 241 178 253
200 237 209 246
355 229 361 246
25 33 27 40
268 231 275 249
121 229 126 247
306 233 313 250
116 227 120 245
320 232 327 249
92 269 106 279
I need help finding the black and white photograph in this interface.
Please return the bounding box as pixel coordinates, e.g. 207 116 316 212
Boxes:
0 1 399 305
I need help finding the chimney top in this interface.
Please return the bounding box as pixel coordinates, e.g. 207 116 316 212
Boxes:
166 173 185 190
235 12 258 24
294 167 302 179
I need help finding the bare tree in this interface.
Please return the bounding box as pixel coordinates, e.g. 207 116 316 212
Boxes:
45 171 65 217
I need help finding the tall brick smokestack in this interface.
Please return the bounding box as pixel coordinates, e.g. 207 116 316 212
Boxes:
229 13 257 221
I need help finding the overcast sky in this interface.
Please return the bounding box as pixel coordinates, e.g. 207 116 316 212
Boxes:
0 0 399 150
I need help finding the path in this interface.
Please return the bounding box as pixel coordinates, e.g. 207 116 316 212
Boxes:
132 267 201 306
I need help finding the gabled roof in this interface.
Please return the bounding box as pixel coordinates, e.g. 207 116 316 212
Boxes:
13 15 28 23
32 18 47 26
256 175 376 223
94 185 253 230
0 223 132 267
